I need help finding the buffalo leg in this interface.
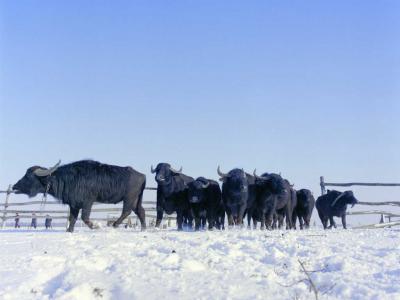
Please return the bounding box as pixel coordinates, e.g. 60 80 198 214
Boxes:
304 216 310 229
218 210 225 230
266 210 274 230
194 217 201 231
207 209 216 230
134 204 146 231
81 203 99 229
155 208 164 228
238 204 246 227
247 209 252 229
113 200 132 228
278 214 285 229
292 211 298 230
318 210 328 229
341 215 347 229
192 207 201 231
260 212 266 230
67 207 80 232
285 205 292 230
328 216 337 229
299 216 304 230
227 214 234 228
176 210 184 231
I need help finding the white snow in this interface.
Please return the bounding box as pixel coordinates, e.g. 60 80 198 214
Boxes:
0 228 399 300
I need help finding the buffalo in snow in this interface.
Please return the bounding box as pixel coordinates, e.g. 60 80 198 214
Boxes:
13 160 146 232
316 190 358 229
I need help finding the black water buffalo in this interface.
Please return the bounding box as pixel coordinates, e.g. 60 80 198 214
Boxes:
13 160 146 232
217 167 256 227
151 163 194 231
293 189 315 229
187 177 225 230
252 171 296 230
316 190 358 229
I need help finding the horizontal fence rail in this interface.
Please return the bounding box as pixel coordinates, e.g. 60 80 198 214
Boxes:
0 185 171 228
2 180 400 229
347 210 400 217
0 200 157 207
0 186 158 194
323 182 400 187
320 176 400 196
358 201 400 207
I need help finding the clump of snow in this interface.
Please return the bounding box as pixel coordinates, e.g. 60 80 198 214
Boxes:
0 228 399 299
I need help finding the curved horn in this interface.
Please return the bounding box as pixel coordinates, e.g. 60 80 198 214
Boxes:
151 165 156 174
202 181 210 189
331 192 345 207
253 169 261 179
169 166 182 174
34 160 61 177
253 169 266 180
217 166 227 178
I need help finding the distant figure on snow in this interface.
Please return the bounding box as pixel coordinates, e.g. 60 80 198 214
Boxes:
31 213 37 229
14 213 20 228
45 215 52 229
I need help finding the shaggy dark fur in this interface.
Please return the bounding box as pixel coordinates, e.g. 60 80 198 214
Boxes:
220 168 256 227
253 173 296 230
316 190 358 229
293 189 315 229
153 163 194 231
187 177 225 230
13 160 146 232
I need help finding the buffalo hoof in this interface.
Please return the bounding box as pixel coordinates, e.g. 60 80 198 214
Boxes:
90 224 100 230
66 228 74 233
112 222 119 228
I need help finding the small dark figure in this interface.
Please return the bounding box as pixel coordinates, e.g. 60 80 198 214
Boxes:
45 215 52 229
14 213 20 228
31 213 37 229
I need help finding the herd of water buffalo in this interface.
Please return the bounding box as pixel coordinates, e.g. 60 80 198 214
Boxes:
12 160 359 232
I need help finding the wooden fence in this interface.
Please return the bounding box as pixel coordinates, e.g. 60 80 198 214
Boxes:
320 176 400 228
0 186 177 229
2 178 400 229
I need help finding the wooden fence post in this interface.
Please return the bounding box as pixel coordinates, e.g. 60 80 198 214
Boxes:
320 176 326 195
1 184 12 229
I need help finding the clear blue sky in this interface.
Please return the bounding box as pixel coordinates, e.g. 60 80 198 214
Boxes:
1 1 399 215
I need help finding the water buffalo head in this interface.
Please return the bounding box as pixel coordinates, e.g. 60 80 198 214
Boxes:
218 167 249 197
151 163 182 185
187 177 210 203
13 160 61 197
331 190 358 208
253 169 285 194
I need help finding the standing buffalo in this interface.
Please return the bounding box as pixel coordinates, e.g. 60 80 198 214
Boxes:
316 190 358 229
217 167 256 227
187 177 225 230
151 163 194 231
13 160 146 232
252 171 296 230
293 189 315 229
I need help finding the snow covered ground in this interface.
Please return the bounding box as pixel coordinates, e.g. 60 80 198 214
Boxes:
0 227 399 300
